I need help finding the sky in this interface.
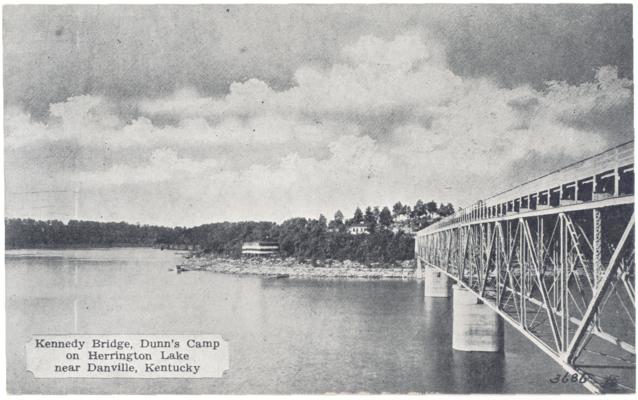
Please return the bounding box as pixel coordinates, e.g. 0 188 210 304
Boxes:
3 4 634 227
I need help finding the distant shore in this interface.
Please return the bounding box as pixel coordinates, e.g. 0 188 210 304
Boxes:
5 244 155 250
178 254 417 279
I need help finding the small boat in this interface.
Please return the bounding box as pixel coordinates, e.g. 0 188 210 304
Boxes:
275 273 289 279
176 265 189 273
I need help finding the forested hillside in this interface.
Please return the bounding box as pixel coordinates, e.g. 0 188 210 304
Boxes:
6 199 454 264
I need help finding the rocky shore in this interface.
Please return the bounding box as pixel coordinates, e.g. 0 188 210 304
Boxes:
178 254 417 279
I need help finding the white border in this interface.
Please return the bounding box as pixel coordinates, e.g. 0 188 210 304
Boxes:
1 2 634 400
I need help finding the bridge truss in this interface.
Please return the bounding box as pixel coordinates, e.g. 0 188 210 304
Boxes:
416 142 635 393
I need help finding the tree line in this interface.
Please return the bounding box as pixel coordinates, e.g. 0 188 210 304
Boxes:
336 200 455 232
6 199 454 265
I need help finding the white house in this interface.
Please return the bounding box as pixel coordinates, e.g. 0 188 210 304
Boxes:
241 241 279 255
347 224 369 235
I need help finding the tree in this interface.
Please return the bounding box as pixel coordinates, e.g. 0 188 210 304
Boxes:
364 206 375 223
403 205 411 216
426 200 438 214
414 200 425 216
364 206 377 231
393 201 404 216
439 203 455 217
318 214 327 228
329 210 346 232
379 207 393 227
353 207 363 224
333 210 344 224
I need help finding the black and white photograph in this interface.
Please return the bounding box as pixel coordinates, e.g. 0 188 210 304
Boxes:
3 3 635 395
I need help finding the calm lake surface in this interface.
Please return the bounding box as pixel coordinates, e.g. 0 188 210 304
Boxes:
6 247 587 394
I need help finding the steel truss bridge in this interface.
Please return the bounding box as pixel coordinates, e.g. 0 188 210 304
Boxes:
416 141 635 393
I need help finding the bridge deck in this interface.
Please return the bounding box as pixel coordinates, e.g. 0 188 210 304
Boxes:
419 141 634 236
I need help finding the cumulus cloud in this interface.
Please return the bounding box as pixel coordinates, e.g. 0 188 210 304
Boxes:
136 33 462 120
138 87 217 119
341 33 446 68
5 32 633 225
73 148 218 187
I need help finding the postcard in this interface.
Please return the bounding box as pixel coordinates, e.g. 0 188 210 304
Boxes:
4 3 635 395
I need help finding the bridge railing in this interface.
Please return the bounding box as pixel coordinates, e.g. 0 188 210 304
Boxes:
419 140 634 236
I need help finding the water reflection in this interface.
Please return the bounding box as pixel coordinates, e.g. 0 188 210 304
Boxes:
453 351 505 393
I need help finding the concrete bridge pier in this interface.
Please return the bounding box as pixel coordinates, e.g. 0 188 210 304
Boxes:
452 285 504 352
416 257 423 279
423 265 450 297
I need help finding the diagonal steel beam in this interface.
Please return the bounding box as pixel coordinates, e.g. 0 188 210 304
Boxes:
421 258 604 394
523 220 563 350
566 213 635 364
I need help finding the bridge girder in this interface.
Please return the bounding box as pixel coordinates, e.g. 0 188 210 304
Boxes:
417 203 635 393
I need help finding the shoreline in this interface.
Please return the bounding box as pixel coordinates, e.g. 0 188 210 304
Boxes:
178 254 417 279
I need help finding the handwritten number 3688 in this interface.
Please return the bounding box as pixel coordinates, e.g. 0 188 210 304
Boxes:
549 372 589 384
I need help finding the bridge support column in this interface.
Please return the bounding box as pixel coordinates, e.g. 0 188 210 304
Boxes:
452 285 504 352
424 266 450 297
416 257 423 279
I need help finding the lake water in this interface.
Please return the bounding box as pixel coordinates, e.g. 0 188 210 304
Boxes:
6 247 587 394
